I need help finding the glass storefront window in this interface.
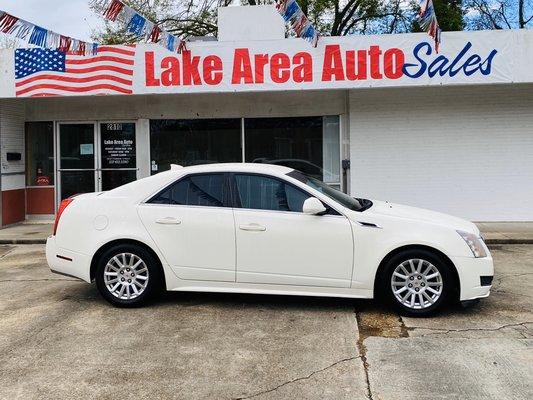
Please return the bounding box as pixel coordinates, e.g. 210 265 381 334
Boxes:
322 116 341 184
100 122 137 190
150 119 241 173
60 170 95 200
26 122 54 186
101 170 137 191
149 116 341 186
244 116 341 184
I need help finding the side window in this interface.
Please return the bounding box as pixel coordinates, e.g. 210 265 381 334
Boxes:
150 174 226 207
234 174 310 212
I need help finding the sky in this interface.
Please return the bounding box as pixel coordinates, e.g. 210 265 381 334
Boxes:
0 0 102 42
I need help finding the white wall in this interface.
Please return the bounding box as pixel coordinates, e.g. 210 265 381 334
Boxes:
218 5 284 42
24 90 347 121
0 99 25 191
349 84 533 221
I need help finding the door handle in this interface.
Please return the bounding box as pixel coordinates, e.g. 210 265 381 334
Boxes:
239 223 266 232
156 217 182 225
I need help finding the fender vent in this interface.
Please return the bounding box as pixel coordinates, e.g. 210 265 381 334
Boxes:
358 222 381 228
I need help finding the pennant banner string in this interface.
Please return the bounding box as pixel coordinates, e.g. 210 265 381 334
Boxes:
95 0 187 53
275 0 319 47
418 0 442 52
0 9 98 55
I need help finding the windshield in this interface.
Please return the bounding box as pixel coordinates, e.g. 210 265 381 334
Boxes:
286 171 372 212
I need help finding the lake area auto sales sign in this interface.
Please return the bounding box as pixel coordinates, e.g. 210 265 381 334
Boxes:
0 29 531 98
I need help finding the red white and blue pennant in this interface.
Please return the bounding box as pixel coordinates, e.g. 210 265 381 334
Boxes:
275 0 319 47
0 10 97 55
418 0 442 52
97 0 187 53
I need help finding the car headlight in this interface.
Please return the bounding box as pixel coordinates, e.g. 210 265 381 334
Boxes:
457 230 487 258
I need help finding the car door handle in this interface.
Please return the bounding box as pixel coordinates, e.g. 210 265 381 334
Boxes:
239 223 266 232
156 217 182 225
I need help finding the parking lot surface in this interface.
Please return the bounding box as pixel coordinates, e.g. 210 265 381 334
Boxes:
0 244 531 399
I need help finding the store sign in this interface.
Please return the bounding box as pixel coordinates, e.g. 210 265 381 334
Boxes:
0 29 531 98
101 124 136 169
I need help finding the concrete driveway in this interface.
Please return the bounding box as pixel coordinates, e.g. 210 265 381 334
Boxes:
0 244 531 400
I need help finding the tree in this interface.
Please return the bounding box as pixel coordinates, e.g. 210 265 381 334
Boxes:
90 0 420 44
90 0 229 41
465 0 533 29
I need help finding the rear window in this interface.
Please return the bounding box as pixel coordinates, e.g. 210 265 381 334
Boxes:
149 174 227 207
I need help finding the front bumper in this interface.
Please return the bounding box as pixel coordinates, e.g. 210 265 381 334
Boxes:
450 254 494 301
46 236 92 283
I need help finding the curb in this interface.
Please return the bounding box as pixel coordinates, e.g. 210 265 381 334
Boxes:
485 239 533 245
0 239 49 245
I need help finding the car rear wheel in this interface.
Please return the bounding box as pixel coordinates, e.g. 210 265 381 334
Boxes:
382 249 454 316
95 244 161 307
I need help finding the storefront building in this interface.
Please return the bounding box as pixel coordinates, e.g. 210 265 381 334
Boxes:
0 6 532 225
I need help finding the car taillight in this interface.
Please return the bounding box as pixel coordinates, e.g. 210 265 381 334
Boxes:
53 198 74 236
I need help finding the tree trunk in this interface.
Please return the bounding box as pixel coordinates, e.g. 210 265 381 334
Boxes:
518 0 525 28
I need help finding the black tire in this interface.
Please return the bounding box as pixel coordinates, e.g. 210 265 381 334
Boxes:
380 249 455 317
95 244 162 307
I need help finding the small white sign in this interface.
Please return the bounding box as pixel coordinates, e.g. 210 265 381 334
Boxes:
80 143 94 155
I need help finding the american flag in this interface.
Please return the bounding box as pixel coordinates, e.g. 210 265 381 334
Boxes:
15 46 136 97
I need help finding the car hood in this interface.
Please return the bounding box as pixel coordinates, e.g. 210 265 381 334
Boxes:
366 200 479 234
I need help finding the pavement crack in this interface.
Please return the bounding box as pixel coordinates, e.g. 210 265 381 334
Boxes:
232 356 362 400
355 312 374 400
0 247 15 260
492 272 533 290
408 321 533 337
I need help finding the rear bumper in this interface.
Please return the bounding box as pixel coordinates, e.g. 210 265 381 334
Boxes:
451 254 494 301
46 236 92 283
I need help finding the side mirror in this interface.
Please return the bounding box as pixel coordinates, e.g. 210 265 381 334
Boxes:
302 197 327 215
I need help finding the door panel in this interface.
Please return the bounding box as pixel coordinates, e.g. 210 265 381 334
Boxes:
137 173 235 282
138 205 236 282
58 123 96 200
234 210 354 287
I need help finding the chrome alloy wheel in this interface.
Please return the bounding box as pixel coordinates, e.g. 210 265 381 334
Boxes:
390 259 443 310
103 253 149 300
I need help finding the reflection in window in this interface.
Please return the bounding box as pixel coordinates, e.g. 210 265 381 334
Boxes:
102 170 137 191
60 170 95 200
150 119 241 173
244 116 340 184
150 174 226 207
235 174 309 212
26 122 54 186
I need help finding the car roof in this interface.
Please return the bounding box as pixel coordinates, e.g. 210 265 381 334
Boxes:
171 162 294 175
104 163 295 202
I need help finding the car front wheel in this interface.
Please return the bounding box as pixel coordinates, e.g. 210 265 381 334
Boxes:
95 244 161 307
382 249 454 316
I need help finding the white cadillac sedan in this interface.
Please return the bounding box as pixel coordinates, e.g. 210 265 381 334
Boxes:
46 163 493 316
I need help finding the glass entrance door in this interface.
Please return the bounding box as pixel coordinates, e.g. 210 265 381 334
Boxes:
57 122 137 202
58 123 97 200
